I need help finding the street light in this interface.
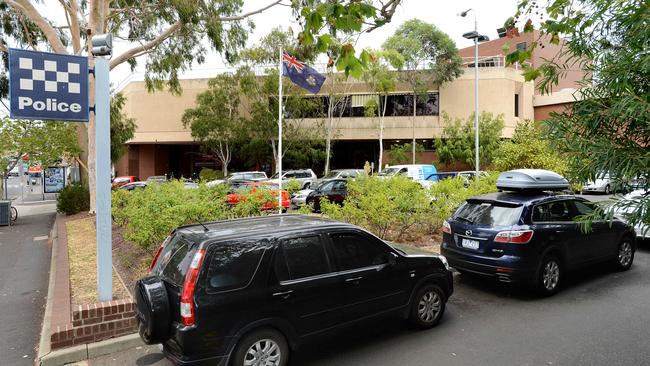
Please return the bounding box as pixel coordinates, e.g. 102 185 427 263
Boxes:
460 9 489 178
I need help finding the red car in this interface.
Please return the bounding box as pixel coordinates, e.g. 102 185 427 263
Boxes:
226 182 290 211
112 175 139 188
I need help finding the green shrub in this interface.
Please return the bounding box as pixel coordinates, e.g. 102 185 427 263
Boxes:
428 173 499 231
321 176 432 240
57 184 90 215
112 181 230 250
284 178 302 195
229 186 278 217
199 168 221 182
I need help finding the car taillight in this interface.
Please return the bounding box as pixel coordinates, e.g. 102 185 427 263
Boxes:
148 245 164 273
442 220 451 234
494 230 534 244
180 249 206 326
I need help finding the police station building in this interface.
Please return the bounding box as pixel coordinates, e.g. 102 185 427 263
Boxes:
114 31 584 179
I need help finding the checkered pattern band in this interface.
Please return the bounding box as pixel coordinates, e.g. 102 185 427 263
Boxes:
17 57 81 94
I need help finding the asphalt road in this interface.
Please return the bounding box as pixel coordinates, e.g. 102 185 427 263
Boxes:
85 239 650 366
0 203 55 365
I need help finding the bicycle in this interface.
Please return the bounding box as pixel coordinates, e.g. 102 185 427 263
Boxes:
10 205 17 224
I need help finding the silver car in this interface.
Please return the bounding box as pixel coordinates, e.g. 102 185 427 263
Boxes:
614 190 649 239
266 169 317 189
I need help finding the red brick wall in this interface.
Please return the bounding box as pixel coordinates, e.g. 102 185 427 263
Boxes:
50 299 137 349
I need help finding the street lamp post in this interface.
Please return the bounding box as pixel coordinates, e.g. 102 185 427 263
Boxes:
460 9 489 178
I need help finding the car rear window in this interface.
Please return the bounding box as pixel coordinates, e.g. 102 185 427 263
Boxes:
454 202 523 226
205 240 267 293
153 234 194 287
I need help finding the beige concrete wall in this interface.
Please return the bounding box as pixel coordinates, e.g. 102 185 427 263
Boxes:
121 78 209 143
121 68 534 143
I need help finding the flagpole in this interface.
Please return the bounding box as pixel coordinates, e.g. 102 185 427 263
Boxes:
278 46 283 215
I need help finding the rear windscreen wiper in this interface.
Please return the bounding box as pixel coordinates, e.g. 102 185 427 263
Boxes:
456 216 474 224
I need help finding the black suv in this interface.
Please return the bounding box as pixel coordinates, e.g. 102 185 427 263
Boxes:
136 215 453 366
441 192 636 295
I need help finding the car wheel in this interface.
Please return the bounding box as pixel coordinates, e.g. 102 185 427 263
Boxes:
232 328 288 366
614 238 635 271
409 284 446 329
604 184 610 195
536 256 562 296
303 182 310 189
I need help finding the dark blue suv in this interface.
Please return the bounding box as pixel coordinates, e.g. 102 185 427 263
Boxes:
440 192 636 295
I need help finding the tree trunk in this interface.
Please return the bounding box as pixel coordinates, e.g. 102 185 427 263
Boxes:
0 175 5 200
325 95 334 175
86 0 103 213
412 90 416 164
379 94 388 172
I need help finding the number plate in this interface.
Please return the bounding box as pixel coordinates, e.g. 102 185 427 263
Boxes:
461 238 480 250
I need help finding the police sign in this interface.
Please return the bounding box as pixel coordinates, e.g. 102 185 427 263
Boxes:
9 48 89 122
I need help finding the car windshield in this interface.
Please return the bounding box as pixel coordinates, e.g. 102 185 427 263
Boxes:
323 171 340 178
454 202 523 226
114 177 130 183
379 168 401 176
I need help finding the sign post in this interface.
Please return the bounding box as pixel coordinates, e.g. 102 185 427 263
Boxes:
94 58 112 301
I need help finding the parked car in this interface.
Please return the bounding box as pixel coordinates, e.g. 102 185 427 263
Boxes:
120 181 148 191
290 187 314 209
207 171 268 187
266 169 317 189
614 189 649 240
321 169 363 180
8 167 19 177
582 173 624 194
441 169 636 296
420 172 459 189
226 182 290 211
135 215 453 366
146 175 168 183
378 164 437 182
112 175 139 188
305 178 348 212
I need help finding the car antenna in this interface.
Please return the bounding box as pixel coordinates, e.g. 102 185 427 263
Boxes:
196 220 210 232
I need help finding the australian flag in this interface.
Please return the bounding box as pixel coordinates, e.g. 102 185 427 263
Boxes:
282 51 326 94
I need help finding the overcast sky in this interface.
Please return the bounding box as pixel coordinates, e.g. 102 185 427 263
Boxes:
20 0 522 90
109 0 521 87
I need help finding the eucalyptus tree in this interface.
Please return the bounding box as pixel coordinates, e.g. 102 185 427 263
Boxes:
383 19 463 164
0 0 404 211
361 50 403 172
507 0 649 228
182 73 245 177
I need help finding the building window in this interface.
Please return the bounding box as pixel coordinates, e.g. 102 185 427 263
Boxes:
514 93 519 117
516 42 527 51
298 92 439 118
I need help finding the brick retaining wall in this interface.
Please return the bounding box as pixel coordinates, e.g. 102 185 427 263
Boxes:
48 215 137 350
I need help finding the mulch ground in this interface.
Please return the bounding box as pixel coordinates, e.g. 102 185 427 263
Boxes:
66 214 130 305
112 224 154 296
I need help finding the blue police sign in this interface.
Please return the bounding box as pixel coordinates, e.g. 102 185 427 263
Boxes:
8 48 89 122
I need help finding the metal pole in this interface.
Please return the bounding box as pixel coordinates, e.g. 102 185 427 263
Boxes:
95 58 112 301
278 47 283 215
474 15 480 176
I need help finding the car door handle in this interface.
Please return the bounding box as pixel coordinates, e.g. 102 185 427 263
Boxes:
345 276 363 283
272 290 293 299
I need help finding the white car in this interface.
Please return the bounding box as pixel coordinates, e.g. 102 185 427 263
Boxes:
378 164 437 182
582 173 621 194
265 169 317 189
614 189 649 239
207 171 268 187
290 188 314 209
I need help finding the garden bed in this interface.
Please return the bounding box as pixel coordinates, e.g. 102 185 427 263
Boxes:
66 214 130 304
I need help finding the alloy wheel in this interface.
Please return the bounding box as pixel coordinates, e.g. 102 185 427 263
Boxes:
542 260 560 291
619 241 633 267
417 291 441 323
244 338 282 366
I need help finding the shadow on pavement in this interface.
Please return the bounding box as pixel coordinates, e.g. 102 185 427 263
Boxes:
136 352 166 366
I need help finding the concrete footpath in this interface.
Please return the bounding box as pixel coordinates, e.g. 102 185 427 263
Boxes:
0 201 56 365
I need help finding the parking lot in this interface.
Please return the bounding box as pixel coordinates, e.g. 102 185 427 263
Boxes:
85 237 650 366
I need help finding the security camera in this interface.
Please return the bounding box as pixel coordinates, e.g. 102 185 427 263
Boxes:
91 33 113 57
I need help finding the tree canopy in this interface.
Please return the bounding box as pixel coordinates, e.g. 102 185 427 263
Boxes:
434 112 504 169
110 93 136 164
507 0 649 226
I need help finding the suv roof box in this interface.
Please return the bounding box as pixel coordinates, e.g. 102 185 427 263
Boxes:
496 169 569 191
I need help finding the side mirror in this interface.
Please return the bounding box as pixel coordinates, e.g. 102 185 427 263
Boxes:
388 252 398 266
